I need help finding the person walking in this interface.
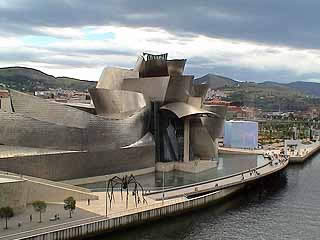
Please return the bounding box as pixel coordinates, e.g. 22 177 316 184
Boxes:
30 214 32 222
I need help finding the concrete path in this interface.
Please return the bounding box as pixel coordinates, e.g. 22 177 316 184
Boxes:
288 142 320 163
0 194 182 240
0 202 99 240
219 147 264 155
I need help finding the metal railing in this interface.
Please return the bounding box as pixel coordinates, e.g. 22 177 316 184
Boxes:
146 156 288 199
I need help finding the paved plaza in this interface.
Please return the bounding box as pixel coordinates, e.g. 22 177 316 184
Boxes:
0 191 176 239
77 192 156 216
0 202 98 239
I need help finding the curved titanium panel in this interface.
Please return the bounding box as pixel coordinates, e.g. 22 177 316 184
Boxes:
86 106 150 152
201 116 225 139
96 67 139 90
0 145 155 181
191 83 209 98
0 107 150 152
0 112 85 151
3 88 151 152
122 76 170 102
167 59 186 76
133 55 144 73
160 102 218 119
122 132 154 149
142 59 169 77
89 88 147 116
201 105 227 139
9 90 90 129
164 75 194 103
190 119 216 159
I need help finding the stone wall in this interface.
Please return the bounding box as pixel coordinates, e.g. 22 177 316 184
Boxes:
25 181 97 203
16 184 244 240
0 180 28 214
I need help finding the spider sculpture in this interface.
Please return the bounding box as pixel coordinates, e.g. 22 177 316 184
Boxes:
107 174 147 209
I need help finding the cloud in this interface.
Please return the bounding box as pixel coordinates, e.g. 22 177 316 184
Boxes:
2 0 320 49
35 27 84 39
2 1 320 83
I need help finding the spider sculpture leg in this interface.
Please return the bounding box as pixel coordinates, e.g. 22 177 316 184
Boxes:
126 175 137 207
126 186 129 209
136 181 148 205
130 175 147 204
106 179 115 208
107 176 123 208
134 183 138 207
112 181 123 204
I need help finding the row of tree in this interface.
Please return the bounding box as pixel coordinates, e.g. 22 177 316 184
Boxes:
0 196 76 229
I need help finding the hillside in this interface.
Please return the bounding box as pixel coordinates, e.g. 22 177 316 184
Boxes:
287 81 320 97
195 74 320 97
194 74 238 88
195 74 320 112
0 67 96 92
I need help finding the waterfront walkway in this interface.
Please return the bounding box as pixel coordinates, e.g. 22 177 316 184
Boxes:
147 153 288 200
288 141 320 163
218 147 264 155
0 154 288 240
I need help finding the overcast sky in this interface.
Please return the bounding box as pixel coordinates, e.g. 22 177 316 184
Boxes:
1 0 320 83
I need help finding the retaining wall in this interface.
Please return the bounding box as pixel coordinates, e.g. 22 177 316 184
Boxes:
16 185 244 240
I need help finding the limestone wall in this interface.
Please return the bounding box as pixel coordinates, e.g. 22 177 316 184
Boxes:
0 180 28 214
25 181 97 203
0 172 97 213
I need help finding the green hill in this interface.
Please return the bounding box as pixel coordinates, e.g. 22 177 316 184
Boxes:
287 81 320 97
194 74 238 88
0 67 96 92
195 74 320 112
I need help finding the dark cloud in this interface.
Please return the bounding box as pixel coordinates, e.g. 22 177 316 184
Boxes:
2 0 320 83
1 0 320 49
44 47 137 57
0 46 134 68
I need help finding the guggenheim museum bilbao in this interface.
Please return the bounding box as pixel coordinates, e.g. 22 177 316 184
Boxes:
0 53 226 181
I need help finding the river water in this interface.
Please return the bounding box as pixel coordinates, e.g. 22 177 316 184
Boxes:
95 153 320 240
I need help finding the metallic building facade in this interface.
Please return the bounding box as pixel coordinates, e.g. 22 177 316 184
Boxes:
0 53 225 180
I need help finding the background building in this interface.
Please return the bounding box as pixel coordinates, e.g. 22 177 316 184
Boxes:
224 121 258 149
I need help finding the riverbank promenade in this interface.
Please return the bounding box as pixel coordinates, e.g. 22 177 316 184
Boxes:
288 141 320 163
218 147 264 155
0 154 288 240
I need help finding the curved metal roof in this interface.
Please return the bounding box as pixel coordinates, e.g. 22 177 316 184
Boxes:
160 102 218 118
89 88 147 117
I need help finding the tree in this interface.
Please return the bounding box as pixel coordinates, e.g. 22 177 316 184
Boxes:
64 197 76 218
0 207 14 229
32 201 47 223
